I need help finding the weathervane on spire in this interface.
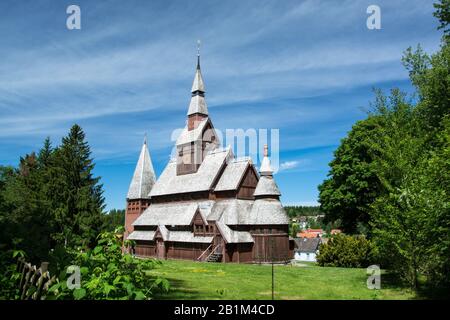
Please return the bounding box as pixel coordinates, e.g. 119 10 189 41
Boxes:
143 132 147 145
196 40 201 69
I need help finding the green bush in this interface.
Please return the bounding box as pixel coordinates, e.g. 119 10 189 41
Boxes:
316 234 377 268
0 249 25 300
47 227 169 300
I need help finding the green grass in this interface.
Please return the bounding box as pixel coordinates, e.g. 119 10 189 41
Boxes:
147 259 416 300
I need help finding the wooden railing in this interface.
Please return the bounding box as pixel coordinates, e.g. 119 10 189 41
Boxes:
196 243 214 261
204 243 223 261
16 257 57 300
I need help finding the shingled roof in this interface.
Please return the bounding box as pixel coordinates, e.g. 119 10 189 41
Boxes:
149 147 233 197
253 176 281 197
128 230 213 243
294 238 321 253
127 137 156 200
133 201 204 226
214 158 252 191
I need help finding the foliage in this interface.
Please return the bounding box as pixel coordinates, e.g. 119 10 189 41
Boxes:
284 206 323 218
289 223 300 238
50 124 105 248
0 152 55 262
318 1 450 292
102 209 125 232
316 234 377 268
0 125 106 262
371 116 450 290
0 249 25 300
434 0 450 36
318 114 383 233
47 227 169 300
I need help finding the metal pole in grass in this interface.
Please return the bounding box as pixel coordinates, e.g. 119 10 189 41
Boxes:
272 260 274 300
271 238 275 300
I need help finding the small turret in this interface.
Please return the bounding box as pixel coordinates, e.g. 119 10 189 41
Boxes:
253 144 281 199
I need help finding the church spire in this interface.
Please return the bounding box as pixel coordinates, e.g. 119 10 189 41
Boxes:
127 135 156 200
188 40 208 116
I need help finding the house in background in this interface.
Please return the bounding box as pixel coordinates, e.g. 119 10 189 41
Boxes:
297 228 323 238
293 238 321 262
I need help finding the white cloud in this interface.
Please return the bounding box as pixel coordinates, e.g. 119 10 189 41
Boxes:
279 160 300 171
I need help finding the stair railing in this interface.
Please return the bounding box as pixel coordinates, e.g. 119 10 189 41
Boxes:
197 243 213 262
204 243 223 262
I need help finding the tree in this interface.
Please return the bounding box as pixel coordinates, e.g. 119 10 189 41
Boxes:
50 124 105 248
318 1 450 291
102 209 125 232
0 151 55 262
318 113 384 233
434 0 450 36
316 234 377 268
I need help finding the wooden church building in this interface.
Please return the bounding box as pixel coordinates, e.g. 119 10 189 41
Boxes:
124 53 292 263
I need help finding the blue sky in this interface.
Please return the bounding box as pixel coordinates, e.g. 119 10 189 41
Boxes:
0 0 442 210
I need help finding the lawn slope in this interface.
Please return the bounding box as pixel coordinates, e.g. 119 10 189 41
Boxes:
148 259 415 300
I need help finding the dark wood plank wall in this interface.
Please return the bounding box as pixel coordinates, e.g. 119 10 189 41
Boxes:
135 241 210 261
237 166 258 199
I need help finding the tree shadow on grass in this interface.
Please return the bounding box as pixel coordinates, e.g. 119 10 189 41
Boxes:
150 276 203 300
415 284 450 300
381 272 450 300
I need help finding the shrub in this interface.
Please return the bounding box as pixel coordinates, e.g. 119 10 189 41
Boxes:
0 249 25 300
47 227 169 300
316 234 377 268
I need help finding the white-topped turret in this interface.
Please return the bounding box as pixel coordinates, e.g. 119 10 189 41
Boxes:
254 145 281 198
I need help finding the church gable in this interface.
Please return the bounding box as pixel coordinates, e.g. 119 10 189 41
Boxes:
176 118 219 176
237 165 259 199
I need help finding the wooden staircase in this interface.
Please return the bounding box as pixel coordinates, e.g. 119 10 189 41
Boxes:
206 251 223 262
197 243 223 263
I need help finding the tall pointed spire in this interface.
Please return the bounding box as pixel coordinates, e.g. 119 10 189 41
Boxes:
188 40 208 116
127 135 156 199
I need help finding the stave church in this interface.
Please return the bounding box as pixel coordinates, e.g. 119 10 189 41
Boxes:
124 52 293 263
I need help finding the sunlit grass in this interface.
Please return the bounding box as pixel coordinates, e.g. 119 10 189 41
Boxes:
146 259 416 300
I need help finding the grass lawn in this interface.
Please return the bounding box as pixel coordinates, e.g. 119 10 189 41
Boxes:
147 259 416 300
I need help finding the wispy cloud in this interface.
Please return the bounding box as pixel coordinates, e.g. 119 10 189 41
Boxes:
0 0 441 209
279 160 300 171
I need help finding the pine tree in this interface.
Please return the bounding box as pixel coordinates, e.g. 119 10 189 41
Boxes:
51 124 105 248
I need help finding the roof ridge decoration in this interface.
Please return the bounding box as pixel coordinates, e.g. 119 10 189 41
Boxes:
126 135 157 200
259 144 273 176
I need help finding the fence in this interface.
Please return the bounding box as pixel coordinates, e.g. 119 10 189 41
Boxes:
16 257 56 300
